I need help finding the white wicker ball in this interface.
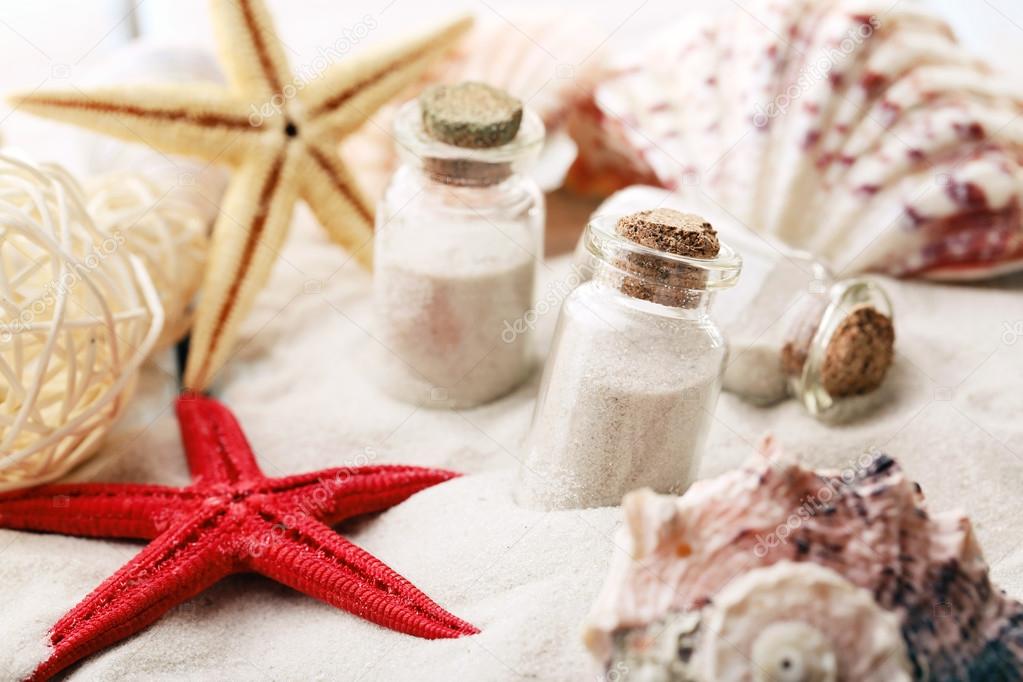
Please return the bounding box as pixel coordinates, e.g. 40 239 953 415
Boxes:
86 173 207 349
0 154 163 490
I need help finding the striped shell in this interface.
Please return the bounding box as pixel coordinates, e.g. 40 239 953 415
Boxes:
569 0 1023 279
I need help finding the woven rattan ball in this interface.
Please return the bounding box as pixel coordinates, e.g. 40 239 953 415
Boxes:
86 172 207 348
0 154 163 490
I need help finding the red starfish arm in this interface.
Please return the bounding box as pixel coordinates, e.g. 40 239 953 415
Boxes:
31 506 235 681
261 465 460 526
244 513 478 639
0 483 197 540
176 395 264 485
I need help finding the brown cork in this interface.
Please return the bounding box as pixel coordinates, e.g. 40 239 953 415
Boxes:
419 82 522 186
616 209 721 258
420 82 523 149
820 305 895 397
780 340 809 378
781 297 828 378
782 304 895 398
611 209 720 307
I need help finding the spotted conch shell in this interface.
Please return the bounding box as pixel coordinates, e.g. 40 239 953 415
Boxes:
583 441 1023 680
569 0 1023 279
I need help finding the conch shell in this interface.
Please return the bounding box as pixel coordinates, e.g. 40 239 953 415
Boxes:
699 562 910 681
584 440 1023 680
569 0 1023 279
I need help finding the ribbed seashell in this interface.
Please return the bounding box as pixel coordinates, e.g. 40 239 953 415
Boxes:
570 0 1023 279
583 439 1023 681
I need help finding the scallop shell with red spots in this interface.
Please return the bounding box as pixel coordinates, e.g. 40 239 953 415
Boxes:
568 0 1023 279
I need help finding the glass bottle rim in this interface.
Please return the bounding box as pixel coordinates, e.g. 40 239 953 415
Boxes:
392 98 545 167
793 277 894 418
584 213 743 291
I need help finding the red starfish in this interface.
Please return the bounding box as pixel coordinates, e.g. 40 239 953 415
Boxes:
0 394 477 680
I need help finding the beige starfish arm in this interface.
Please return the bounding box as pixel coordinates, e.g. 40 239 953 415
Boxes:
10 85 258 165
184 142 301 391
298 141 375 269
210 0 293 99
301 14 474 140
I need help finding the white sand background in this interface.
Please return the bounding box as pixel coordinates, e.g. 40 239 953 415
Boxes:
1 208 1022 680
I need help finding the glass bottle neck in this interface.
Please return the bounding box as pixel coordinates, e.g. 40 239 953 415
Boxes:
391 98 545 189
418 157 513 187
590 262 716 317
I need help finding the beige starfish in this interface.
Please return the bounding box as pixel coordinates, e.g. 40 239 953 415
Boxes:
11 0 472 391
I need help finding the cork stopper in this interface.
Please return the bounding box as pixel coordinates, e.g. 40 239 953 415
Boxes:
417 82 522 186
820 305 895 396
616 209 721 257
420 82 523 149
782 304 895 398
611 209 720 306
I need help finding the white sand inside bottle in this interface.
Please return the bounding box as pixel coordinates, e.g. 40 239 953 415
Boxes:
373 217 536 407
517 285 724 510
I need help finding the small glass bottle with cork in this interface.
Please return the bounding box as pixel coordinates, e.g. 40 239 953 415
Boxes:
714 238 896 420
515 208 742 510
372 82 545 408
577 186 897 421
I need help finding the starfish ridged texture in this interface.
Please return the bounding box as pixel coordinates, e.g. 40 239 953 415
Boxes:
0 395 477 680
10 0 472 391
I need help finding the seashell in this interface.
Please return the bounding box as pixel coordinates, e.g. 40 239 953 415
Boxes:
342 9 608 196
698 562 910 681
598 562 911 682
583 440 1023 680
571 0 1023 279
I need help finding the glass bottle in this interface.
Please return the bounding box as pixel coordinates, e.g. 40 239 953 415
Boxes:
516 214 742 510
577 186 896 421
372 98 545 408
707 217 895 420
781 277 894 420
